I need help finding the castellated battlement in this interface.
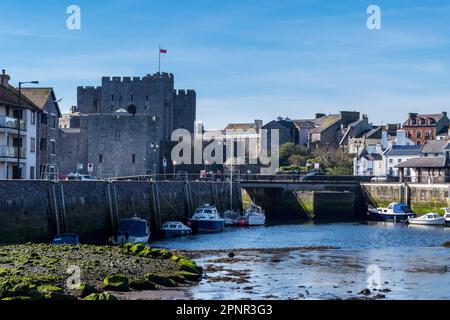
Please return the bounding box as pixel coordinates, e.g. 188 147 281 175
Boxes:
100 72 174 84
174 89 196 96
78 86 101 91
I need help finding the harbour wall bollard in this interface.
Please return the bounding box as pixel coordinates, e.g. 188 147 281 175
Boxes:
0 180 241 244
361 183 450 214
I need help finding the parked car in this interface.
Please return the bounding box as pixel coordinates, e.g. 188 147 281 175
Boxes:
370 176 388 183
52 233 80 245
299 171 326 181
66 173 97 181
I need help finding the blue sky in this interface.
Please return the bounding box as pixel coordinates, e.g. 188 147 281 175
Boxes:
1 0 450 129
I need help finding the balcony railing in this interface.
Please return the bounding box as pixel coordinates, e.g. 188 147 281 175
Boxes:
0 145 25 159
0 115 26 130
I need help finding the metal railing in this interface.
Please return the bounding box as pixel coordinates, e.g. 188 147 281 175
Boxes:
0 145 25 158
0 115 26 130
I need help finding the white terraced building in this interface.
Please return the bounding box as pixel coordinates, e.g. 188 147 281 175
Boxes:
0 70 40 179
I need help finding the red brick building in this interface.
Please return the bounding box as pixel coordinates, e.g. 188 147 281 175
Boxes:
402 112 450 146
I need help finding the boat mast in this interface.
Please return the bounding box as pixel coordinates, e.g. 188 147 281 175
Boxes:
230 133 233 212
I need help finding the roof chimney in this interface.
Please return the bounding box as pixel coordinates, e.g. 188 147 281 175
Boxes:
0 69 10 87
315 113 325 119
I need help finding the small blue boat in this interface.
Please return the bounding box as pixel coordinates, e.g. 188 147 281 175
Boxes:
367 202 416 223
189 204 225 234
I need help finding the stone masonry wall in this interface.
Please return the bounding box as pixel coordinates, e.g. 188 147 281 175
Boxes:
0 180 240 244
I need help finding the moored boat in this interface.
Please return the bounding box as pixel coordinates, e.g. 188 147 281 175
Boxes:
242 204 266 226
223 210 242 226
111 216 151 245
189 204 225 234
161 221 192 237
443 208 450 226
408 213 445 226
365 202 415 223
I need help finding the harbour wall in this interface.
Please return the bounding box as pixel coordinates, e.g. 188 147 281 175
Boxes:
0 180 242 244
362 183 450 214
242 182 365 221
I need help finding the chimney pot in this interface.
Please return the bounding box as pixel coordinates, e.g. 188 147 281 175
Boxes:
0 69 10 86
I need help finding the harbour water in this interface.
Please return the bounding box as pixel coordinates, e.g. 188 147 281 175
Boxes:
153 222 450 300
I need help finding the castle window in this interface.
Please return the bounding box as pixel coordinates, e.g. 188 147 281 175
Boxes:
132 154 136 164
99 154 103 163
130 93 134 102
111 95 114 101
114 130 121 139
146 95 149 101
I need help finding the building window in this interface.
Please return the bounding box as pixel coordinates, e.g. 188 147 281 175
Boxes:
40 138 46 151
99 154 103 163
389 159 393 164
111 95 114 101
31 111 36 125
132 154 136 164
146 95 149 102
398 159 402 163
130 93 134 102
51 115 56 129
30 138 36 153
41 113 48 124
30 167 35 180
114 130 121 139
416 130 422 139
50 140 56 155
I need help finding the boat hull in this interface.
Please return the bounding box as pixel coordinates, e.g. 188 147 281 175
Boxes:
408 219 445 226
364 210 414 223
162 230 192 237
244 216 266 226
189 219 225 234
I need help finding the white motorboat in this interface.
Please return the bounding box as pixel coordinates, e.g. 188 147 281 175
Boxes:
111 216 151 244
161 221 192 237
408 213 445 226
189 204 225 234
443 208 450 226
242 204 266 226
223 210 241 226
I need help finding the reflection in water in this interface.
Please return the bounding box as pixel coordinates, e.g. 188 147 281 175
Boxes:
152 222 450 300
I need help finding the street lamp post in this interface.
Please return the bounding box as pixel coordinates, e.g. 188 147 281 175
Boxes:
151 142 159 180
17 81 39 179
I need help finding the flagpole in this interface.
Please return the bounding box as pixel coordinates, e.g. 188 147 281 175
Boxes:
159 45 161 73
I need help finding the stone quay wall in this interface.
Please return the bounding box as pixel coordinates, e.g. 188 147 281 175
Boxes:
362 183 450 214
0 180 241 244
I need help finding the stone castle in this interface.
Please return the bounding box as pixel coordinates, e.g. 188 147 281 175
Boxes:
59 72 196 177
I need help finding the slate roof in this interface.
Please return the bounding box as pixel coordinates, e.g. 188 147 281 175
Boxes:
396 157 449 168
0 84 40 111
310 114 341 134
403 113 446 126
21 87 62 117
420 140 447 154
364 153 383 161
263 119 296 130
384 145 421 156
292 120 316 130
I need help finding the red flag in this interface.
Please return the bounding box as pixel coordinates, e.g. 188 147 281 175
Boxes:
160 49 167 54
